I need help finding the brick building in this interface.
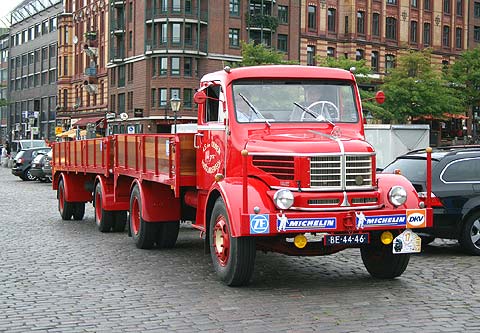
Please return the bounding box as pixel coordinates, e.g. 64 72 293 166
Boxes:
107 0 300 134
470 0 480 48
0 28 8 145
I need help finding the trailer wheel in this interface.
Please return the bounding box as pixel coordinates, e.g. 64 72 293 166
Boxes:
209 197 256 286
360 244 410 279
94 183 114 232
58 179 74 220
73 203 85 220
130 185 156 249
156 221 180 248
113 211 128 232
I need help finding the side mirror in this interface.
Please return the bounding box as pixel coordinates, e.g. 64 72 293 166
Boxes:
194 90 207 104
375 91 385 104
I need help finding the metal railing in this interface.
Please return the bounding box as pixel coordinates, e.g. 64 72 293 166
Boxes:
145 7 208 22
145 38 207 53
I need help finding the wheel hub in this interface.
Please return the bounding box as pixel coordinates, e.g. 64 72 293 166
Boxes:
471 219 480 249
213 217 230 266
131 197 140 235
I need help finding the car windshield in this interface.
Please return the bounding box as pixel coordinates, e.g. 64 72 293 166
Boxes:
232 80 359 123
383 157 439 182
21 140 47 149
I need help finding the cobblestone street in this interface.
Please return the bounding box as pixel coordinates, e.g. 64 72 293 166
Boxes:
0 166 479 332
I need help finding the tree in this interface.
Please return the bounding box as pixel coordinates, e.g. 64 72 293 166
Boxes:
448 46 480 134
234 41 297 67
381 50 463 123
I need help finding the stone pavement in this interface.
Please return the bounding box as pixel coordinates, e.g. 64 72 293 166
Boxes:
0 166 479 332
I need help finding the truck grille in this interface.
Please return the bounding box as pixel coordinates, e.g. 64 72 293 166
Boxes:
311 155 373 190
252 155 295 180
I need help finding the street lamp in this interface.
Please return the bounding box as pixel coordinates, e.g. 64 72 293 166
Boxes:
170 97 181 134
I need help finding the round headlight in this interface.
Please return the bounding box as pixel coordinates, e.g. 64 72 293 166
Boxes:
388 186 407 207
273 189 294 210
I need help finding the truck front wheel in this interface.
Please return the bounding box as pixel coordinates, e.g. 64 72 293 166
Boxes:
58 179 74 220
94 183 114 232
360 244 410 279
129 185 156 249
209 197 256 286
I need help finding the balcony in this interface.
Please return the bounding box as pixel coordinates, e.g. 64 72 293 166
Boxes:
246 14 279 32
111 0 124 8
110 19 125 34
145 38 207 54
110 47 125 62
145 7 208 23
84 66 97 77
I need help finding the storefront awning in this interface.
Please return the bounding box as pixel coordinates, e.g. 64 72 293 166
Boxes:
414 113 469 121
56 128 87 138
71 116 104 127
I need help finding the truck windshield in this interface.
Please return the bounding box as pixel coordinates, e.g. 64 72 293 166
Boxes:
232 81 359 123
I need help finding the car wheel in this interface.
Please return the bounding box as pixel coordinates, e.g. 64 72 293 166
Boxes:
24 168 36 181
459 213 480 255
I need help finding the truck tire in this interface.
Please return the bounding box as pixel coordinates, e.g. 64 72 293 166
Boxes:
94 183 114 232
130 185 156 249
58 179 74 220
113 211 128 232
209 197 256 286
73 202 85 220
156 221 180 248
459 212 480 255
360 245 410 279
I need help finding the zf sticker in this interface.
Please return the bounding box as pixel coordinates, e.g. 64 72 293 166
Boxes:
406 209 427 228
250 214 269 234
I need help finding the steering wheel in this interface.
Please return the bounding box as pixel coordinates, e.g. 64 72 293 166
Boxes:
301 101 339 121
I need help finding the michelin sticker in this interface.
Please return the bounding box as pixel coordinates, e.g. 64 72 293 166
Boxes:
250 214 270 234
276 214 336 232
356 212 406 229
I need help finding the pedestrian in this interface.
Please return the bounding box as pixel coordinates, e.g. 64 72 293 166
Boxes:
1 144 8 167
5 141 10 157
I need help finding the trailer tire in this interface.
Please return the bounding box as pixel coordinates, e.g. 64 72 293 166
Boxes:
73 202 85 220
130 185 156 249
113 211 128 232
58 179 74 220
94 183 114 232
360 245 410 279
209 197 256 286
156 221 180 248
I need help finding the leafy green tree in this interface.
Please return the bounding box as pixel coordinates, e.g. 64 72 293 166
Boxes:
234 41 297 67
381 50 463 123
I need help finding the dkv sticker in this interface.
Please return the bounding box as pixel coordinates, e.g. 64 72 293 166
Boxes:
406 209 427 228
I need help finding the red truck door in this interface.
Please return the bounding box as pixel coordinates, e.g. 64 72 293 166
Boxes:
196 85 227 191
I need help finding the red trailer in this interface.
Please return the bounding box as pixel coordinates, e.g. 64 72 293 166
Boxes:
52 66 433 286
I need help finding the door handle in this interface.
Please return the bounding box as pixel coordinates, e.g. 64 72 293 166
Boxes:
193 133 204 149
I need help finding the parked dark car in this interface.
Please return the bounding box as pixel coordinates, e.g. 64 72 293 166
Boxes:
382 145 480 255
12 147 51 181
30 151 51 182
41 150 53 182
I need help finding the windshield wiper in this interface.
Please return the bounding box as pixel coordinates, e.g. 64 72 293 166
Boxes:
238 93 271 127
293 102 335 127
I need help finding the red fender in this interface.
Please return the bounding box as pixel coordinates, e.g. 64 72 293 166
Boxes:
376 173 420 209
208 177 274 237
58 172 93 203
131 180 181 222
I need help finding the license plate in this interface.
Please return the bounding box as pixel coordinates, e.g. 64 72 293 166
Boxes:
324 233 369 246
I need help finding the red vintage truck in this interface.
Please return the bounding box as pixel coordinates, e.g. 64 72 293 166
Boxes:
52 65 433 286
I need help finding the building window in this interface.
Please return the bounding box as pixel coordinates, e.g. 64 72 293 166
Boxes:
129 31 133 50
410 21 418 43
49 44 56 58
118 65 125 87
357 11 365 34
456 0 463 16
371 51 379 72
455 27 462 48
184 57 192 76
423 23 431 46
387 0 397 4
327 47 335 57
49 17 57 33
385 54 395 72
128 91 133 110
171 57 180 75
161 23 167 44
42 20 48 35
372 13 380 36
307 45 316 66
185 24 193 45
475 26 480 42
308 5 317 31
184 88 193 108
327 8 336 32
443 25 450 47
425 0 431 10
229 0 240 16
356 49 364 61
172 0 181 12
229 28 240 47
151 89 156 107
128 63 133 82
170 88 180 101
278 6 288 24
172 23 181 44
160 57 167 75
118 93 125 114
277 34 287 52
411 0 418 8
444 0 451 14
159 88 167 106
475 2 480 17
185 0 192 13
386 17 397 40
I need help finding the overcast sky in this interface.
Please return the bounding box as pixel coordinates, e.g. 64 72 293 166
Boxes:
0 0 24 27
